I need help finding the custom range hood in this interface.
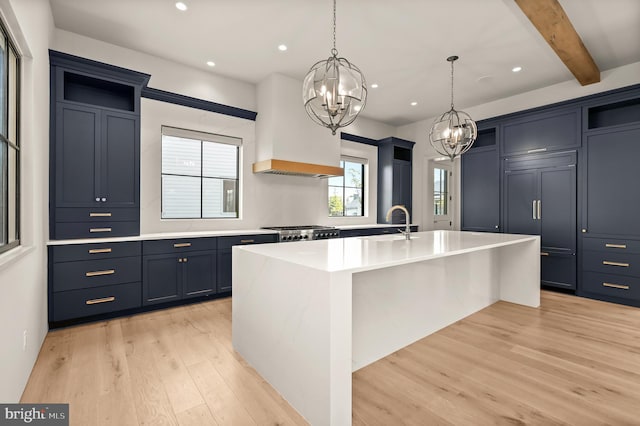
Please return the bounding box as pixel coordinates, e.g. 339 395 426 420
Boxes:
253 74 344 178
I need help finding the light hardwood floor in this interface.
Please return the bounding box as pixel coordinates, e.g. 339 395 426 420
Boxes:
22 291 640 425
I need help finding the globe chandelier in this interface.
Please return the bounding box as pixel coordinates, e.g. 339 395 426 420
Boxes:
429 55 477 160
302 0 367 135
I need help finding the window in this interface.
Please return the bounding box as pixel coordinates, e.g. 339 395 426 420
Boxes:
0 21 20 254
161 126 240 219
328 158 365 217
434 166 450 216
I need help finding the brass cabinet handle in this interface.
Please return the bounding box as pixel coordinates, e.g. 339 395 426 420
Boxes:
537 200 541 220
86 296 115 305
532 200 537 220
527 148 547 154
603 282 630 290
240 239 255 243
602 261 630 267
173 243 192 248
89 212 112 217
540 252 549 256
90 227 112 233
85 269 115 277
88 248 112 254
178 258 188 263
605 243 627 249
184 258 188 263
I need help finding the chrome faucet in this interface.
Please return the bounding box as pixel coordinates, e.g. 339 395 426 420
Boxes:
386 205 411 240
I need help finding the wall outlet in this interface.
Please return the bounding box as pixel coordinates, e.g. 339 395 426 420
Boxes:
23 330 27 352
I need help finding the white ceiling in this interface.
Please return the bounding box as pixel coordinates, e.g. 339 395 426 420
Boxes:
48 0 640 126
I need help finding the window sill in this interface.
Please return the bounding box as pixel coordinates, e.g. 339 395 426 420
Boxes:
0 245 36 272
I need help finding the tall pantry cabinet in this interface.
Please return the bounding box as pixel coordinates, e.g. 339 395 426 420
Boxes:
49 50 150 240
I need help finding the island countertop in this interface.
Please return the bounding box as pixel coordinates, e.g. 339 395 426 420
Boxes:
236 230 539 273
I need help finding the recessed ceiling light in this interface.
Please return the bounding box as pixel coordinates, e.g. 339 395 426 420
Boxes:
371 83 379 89
512 66 523 73
278 44 288 51
175 2 187 11
206 61 215 67
410 101 418 106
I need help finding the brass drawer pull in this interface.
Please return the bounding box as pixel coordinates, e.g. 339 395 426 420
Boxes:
605 243 627 249
89 212 112 217
90 227 112 233
86 296 115 305
603 282 630 290
240 239 255 243
602 261 630 267
540 252 549 256
173 243 192 248
88 248 112 254
85 269 115 277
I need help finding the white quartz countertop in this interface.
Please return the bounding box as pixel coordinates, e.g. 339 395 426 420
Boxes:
46 229 278 246
236 230 539 273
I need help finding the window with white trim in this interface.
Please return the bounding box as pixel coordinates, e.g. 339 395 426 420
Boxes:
161 126 240 219
328 157 365 217
0 20 20 254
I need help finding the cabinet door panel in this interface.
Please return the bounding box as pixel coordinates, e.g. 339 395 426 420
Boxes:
541 252 576 289
504 170 538 235
390 160 411 224
143 254 181 305
461 148 499 232
502 108 579 155
584 127 640 237
183 251 216 298
103 112 139 207
55 103 101 207
217 249 232 293
540 167 576 250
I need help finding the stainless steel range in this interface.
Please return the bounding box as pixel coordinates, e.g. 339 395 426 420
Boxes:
262 225 340 242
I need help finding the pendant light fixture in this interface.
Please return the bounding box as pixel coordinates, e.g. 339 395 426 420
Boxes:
302 0 367 135
429 55 477 160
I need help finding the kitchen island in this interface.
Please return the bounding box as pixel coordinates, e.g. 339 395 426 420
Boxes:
232 230 540 425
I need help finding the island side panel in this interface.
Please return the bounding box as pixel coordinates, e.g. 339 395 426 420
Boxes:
231 247 353 426
351 248 501 371
497 237 541 307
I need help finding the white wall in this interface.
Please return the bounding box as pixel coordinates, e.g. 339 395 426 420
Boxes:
0 0 53 403
398 61 640 232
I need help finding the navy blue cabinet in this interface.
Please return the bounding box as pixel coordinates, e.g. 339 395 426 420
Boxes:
503 152 577 289
48 241 142 323
501 107 581 156
377 137 414 224
216 234 278 293
142 238 217 305
461 128 500 232
49 51 149 240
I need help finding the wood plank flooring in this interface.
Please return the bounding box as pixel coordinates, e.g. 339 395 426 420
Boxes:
21 291 640 425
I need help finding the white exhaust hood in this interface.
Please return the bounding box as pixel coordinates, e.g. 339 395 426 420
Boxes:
253 73 344 178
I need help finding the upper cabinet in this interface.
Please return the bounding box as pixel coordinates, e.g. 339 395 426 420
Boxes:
377 137 414 224
49 51 150 240
501 106 581 156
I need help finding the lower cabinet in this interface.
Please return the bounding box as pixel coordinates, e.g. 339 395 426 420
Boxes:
142 238 217 305
216 234 279 293
340 226 419 238
48 241 142 322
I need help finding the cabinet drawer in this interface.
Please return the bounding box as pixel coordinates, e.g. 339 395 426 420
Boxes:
582 271 640 301
541 252 576 289
55 207 139 223
217 234 278 250
54 221 139 239
583 237 640 254
143 237 217 255
52 282 142 322
51 241 141 262
502 107 580 155
52 256 141 292
583 250 640 277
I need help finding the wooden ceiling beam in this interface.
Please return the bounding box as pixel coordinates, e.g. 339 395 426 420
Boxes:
515 0 600 85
